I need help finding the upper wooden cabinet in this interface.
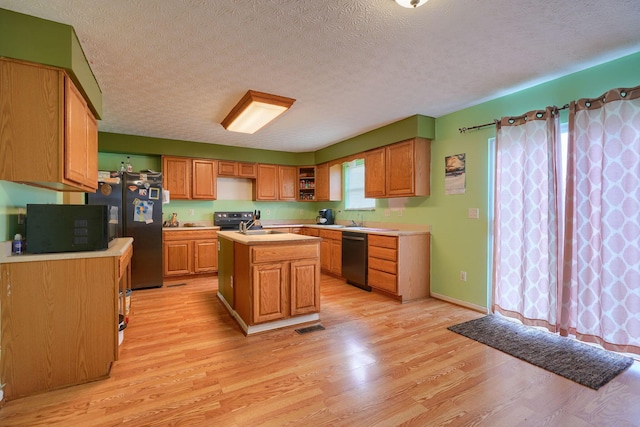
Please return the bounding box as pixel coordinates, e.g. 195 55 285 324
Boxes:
162 156 217 200
255 164 297 201
218 161 257 178
365 138 431 198
315 162 342 202
0 59 98 192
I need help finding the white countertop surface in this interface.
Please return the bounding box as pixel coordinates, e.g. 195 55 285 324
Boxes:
162 226 220 231
217 230 321 245
262 224 429 237
0 237 133 264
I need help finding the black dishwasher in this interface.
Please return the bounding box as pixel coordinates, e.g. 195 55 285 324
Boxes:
342 232 371 291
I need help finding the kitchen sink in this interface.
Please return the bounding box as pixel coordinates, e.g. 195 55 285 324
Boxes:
238 229 286 235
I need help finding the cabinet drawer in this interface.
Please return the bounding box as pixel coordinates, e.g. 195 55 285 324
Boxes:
252 244 319 263
218 160 238 176
368 234 397 249
368 245 397 261
368 268 397 293
163 229 218 241
368 257 396 275
318 229 342 240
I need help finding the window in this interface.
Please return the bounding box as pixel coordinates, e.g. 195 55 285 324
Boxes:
343 159 375 210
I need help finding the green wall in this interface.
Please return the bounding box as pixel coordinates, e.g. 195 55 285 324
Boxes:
0 8 102 117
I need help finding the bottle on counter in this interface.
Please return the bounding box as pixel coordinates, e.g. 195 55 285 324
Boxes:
119 161 126 175
13 234 23 255
126 156 133 173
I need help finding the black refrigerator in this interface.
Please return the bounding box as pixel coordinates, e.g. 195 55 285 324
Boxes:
87 171 164 289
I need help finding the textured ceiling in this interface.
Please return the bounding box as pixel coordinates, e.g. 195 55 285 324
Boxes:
1 0 640 152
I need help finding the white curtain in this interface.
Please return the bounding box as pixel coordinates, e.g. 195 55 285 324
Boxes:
493 107 562 330
561 86 640 354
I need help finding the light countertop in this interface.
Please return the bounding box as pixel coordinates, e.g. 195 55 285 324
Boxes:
262 224 429 237
217 230 320 245
162 226 220 231
0 238 133 264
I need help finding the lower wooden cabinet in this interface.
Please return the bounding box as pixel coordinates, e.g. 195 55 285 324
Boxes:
163 229 218 277
233 242 320 326
0 239 132 400
319 229 342 276
368 233 430 302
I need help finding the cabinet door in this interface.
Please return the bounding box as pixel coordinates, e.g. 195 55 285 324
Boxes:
238 162 257 178
330 239 342 276
315 163 329 201
386 139 415 196
320 239 331 271
162 157 191 199
256 164 278 200
163 240 192 276
192 159 217 199
64 77 97 191
290 259 320 316
365 147 386 198
279 166 297 201
218 161 238 177
252 263 287 323
194 239 218 273
86 112 99 190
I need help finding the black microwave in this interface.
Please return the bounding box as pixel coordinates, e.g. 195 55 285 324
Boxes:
26 204 113 254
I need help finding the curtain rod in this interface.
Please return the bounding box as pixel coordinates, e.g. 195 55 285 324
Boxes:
458 104 569 134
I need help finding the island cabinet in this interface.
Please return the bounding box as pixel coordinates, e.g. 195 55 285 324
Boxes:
162 156 217 200
364 138 431 198
217 231 321 335
0 58 98 192
255 164 297 201
0 238 133 401
367 233 430 302
236 243 320 325
319 229 342 276
162 229 218 277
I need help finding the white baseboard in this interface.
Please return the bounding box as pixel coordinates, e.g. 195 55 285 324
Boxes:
430 292 489 314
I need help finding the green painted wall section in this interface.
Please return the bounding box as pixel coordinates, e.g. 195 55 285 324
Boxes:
0 8 102 118
0 182 61 244
98 132 315 166
315 115 435 163
429 51 640 309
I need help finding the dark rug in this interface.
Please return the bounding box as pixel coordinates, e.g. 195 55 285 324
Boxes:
448 315 634 390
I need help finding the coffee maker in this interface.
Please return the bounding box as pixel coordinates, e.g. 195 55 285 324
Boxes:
316 209 334 225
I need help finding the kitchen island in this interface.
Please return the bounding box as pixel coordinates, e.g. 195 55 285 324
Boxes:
217 230 321 335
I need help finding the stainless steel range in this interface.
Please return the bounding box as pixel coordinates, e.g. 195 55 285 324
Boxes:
214 211 254 230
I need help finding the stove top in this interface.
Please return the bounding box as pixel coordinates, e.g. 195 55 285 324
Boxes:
214 211 254 230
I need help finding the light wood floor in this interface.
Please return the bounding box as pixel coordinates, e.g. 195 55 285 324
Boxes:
1 275 639 426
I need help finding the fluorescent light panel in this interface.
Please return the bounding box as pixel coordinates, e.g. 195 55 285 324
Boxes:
221 90 295 134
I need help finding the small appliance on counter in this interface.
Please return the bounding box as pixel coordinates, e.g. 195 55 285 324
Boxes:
316 208 334 225
25 204 112 254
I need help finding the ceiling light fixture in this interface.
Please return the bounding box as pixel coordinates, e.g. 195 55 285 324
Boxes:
395 0 428 8
221 90 296 134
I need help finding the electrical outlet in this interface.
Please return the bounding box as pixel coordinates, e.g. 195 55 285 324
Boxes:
397 208 403 217
468 208 479 219
460 271 467 282
188 209 194 216
266 209 271 215
385 209 390 217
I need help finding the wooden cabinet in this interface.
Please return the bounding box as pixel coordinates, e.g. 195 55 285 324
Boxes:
162 156 217 200
319 229 342 276
367 233 430 302
255 164 297 201
315 162 342 201
0 58 98 192
218 161 257 178
232 241 320 327
163 229 218 277
0 240 132 400
298 166 316 201
364 138 431 198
